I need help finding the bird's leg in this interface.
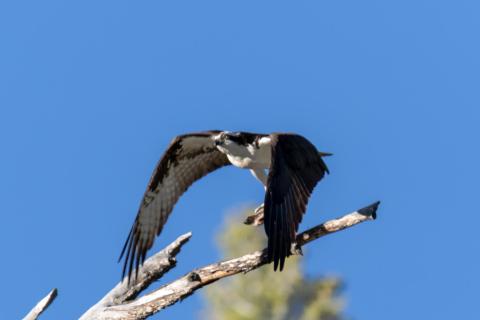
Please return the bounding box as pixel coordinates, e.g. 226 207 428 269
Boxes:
244 203 264 226
291 242 303 256
245 168 268 226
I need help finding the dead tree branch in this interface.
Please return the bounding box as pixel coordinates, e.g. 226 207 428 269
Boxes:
23 288 58 320
79 201 379 320
80 232 192 320
23 202 378 319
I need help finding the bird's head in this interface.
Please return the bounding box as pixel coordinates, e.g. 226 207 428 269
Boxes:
214 131 257 148
213 131 228 147
213 132 237 156
214 131 235 146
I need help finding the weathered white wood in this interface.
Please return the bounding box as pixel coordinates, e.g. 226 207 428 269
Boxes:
23 288 57 320
82 201 379 320
25 202 379 320
79 232 192 320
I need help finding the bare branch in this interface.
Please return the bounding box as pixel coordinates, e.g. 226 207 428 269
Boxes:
83 201 379 320
23 288 58 320
79 232 192 320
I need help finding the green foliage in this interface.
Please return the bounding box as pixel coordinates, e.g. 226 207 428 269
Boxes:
202 209 345 320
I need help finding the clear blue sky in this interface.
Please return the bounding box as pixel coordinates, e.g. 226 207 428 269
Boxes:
1 1 479 319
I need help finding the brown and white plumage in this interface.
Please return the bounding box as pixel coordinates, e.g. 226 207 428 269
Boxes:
119 131 230 282
119 130 330 282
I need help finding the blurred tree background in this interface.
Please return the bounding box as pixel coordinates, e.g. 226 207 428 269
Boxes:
202 209 345 320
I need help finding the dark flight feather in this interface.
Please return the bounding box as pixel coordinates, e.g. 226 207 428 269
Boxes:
264 134 329 271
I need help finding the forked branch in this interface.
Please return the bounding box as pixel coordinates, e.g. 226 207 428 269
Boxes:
25 202 379 320
23 288 58 320
80 201 379 320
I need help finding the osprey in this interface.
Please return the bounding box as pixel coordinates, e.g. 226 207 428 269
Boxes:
119 131 330 282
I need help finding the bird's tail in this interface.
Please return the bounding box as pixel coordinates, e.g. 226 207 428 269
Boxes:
318 151 333 157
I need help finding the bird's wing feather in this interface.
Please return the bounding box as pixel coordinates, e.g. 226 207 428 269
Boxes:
119 131 230 282
264 133 329 271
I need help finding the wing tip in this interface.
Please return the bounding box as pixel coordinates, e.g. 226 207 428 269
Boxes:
118 223 141 286
270 249 288 272
267 223 290 272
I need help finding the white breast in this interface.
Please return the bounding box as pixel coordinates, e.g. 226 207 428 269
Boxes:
219 136 272 169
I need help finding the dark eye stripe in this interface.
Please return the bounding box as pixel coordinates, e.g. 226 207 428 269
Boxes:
228 135 245 145
231 132 259 144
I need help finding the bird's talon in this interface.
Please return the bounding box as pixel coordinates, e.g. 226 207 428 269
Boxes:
244 204 265 226
292 243 303 256
254 203 264 215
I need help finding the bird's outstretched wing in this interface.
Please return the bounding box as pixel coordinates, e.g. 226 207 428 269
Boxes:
264 133 329 271
119 131 230 282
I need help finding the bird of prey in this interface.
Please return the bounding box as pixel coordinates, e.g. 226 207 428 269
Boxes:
119 131 330 282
